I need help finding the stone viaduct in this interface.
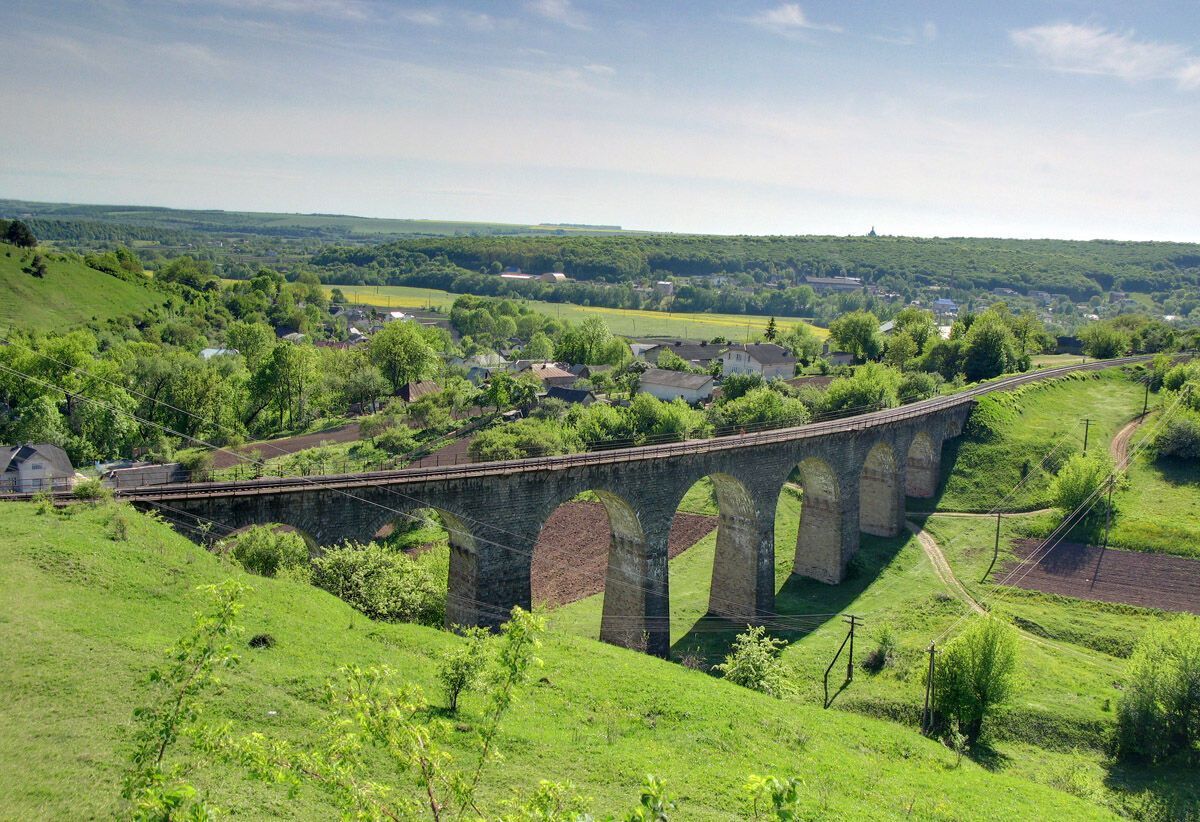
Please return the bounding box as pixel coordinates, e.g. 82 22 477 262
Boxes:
121 357 1147 657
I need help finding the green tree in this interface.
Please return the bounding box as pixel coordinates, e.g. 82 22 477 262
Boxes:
225 321 276 371
229 526 310 578
251 343 320 430
4 219 37 248
438 626 490 713
1079 322 1131 359
522 331 556 361
1050 453 1115 518
892 307 939 351
710 386 810 429
1115 615 1200 763
778 323 822 363
764 316 778 342
828 310 881 363
823 363 901 414
962 311 1018 382
931 617 1019 741
883 330 918 371
369 321 439 392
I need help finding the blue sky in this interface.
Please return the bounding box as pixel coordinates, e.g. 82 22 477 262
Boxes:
2 1 1198 240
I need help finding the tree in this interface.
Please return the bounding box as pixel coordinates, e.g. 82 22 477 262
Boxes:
1079 323 1131 359
1115 615 1200 763
30 254 47 278
710 386 810 430
251 343 320 430
828 311 881 363
778 323 821 363
1152 412 1200 461
225 321 276 371
555 317 626 365
719 372 765 402
438 626 490 713
892 307 939 351
823 363 901 415
522 331 556 361
931 617 1019 741
961 311 1018 382
764 316 778 342
656 348 698 372
157 256 216 290
4 219 37 248
883 331 918 371
368 321 438 392
713 625 792 698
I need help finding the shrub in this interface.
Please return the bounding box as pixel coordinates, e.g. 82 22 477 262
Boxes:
713 625 792 698
229 526 309 578
897 371 943 404
862 625 899 673
823 363 901 415
1152 412 1200 461
931 617 1019 741
311 542 446 626
72 478 112 502
176 449 214 477
1050 453 1115 518
374 425 418 455
438 626 490 712
1114 615 1200 763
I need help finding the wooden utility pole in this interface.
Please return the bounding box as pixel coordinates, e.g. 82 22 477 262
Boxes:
845 615 860 682
922 642 937 733
982 511 1001 582
1143 379 1150 418
1082 417 1091 454
1103 475 1114 550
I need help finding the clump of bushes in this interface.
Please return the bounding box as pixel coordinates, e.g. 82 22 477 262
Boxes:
862 625 899 674
930 617 1019 742
1114 615 1200 763
229 525 309 578
311 541 446 627
438 626 490 712
72 478 112 502
1152 411 1200 461
713 625 792 698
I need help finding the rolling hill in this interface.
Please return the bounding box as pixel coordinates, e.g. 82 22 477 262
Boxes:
0 241 163 333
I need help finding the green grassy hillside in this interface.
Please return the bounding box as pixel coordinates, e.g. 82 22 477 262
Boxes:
0 501 1114 820
0 242 163 333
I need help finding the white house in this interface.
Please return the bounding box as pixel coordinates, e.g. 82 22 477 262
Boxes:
0 443 76 493
199 347 239 360
639 368 714 403
721 343 797 380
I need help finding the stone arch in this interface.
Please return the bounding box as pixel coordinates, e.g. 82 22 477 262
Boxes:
905 431 939 498
532 488 665 655
859 440 902 537
791 457 845 583
701 472 772 622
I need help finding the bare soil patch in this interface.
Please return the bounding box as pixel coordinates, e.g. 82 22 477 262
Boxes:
532 501 718 607
996 538 1200 614
213 423 361 469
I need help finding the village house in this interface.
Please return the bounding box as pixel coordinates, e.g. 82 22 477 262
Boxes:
639 368 714 403
640 341 724 370
539 271 567 283
396 381 441 402
522 363 577 388
721 343 797 380
932 298 959 316
0 443 76 493
544 385 598 406
654 281 675 296
805 275 862 292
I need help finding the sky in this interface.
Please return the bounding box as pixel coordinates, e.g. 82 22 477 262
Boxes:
2 0 1199 241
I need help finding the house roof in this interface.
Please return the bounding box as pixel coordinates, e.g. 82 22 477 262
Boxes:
398 380 441 402
525 363 575 381
724 343 797 366
545 386 596 404
640 368 713 391
1 443 74 477
643 342 723 364
199 347 238 359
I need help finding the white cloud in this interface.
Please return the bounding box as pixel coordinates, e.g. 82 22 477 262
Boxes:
197 0 372 21
524 0 589 30
745 4 841 35
1011 23 1200 90
582 63 615 76
398 9 442 26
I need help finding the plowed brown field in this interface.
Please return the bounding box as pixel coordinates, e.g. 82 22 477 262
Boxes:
996 539 1200 614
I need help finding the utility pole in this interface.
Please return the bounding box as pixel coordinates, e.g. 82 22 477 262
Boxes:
1142 379 1150 418
922 642 937 733
982 511 1001 582
1103 475 1114 550
1082 417 1091 455
845 614 859 682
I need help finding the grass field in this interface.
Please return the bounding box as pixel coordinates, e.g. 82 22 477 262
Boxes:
932 371 1144 512
0 501 1115 820
0 242 163 334
324 283 826 342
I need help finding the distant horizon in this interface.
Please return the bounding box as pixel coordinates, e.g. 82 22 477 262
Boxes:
4 2 1198 244
5 194 1200 247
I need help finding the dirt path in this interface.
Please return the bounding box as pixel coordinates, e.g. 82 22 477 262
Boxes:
903 520 1123 671
1110 415 1144 466
905 521 986 616
909 509 1052 519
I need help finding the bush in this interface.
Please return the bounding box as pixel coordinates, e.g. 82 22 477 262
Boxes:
1050 453 1115 518
469 418 584 461
897 371 943 404
311 542 446 626
823 363 901 415
862 625 899 673
374 425 418 455
72 478 112 502
931 617 1019 741
229 526 310 578
438 626 490 712
176 449 214 476
713 625 792 698
1114 615 1200 763
1152 412 1200 461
